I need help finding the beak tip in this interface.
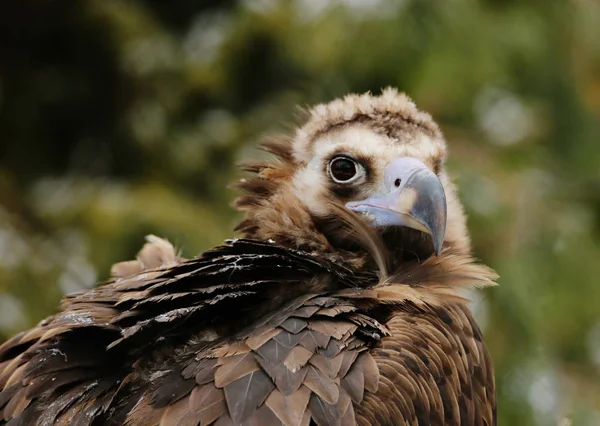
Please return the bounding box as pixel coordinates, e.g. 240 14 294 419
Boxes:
431 220 446 257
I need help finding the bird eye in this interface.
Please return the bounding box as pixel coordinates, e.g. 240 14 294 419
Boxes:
329 156 360 183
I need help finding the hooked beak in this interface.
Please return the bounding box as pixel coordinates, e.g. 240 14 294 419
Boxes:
346 157 447 255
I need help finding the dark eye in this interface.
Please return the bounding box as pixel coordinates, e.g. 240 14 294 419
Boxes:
329 157 359 183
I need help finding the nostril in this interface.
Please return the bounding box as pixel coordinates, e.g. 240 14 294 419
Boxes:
394 178 401 188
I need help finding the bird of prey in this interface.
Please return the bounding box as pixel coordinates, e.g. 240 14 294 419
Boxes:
0 89 497 426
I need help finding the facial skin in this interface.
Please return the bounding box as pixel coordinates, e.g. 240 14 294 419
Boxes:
290 125 450 260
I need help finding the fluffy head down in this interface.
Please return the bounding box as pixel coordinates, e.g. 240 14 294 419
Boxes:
292 88 445 166
234 88 471 264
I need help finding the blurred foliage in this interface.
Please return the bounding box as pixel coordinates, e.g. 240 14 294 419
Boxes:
1 0 599 424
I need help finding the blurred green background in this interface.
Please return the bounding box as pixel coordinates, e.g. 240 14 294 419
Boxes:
1 0 599 424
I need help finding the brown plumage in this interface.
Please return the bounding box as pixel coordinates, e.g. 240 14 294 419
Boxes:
0 88 497 426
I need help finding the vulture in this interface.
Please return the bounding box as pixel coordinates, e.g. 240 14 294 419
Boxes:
0 89 497 426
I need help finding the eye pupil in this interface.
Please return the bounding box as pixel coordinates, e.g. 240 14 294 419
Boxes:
330 157 358 182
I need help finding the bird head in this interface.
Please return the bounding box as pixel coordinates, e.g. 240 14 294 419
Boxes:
234 88 471 270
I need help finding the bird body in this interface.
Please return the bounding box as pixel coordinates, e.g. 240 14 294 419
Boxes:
0 89 497 425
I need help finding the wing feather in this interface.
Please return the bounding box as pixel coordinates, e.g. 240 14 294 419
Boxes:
0 237 495 426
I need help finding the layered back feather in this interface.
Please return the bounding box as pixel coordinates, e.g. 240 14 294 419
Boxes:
0 235 496 426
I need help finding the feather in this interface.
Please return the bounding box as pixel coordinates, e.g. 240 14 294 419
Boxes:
288 306 320 319
158 396 192 426
303 365 339 405
2 387 29 419
256 355 308 396
246 327 281 351
321 339 345 358
340 401 356 426
309 353 343 378
151 370 196 408
0 383 19 410
190 358 218 385
267 296 315 329
297 330 330 351
188 384 227 425
214 414 235 426
335 288 379 299
223 370 274 423
308 393 342 426
307 321 357 341
280 318 308 334
338 351 359 379
357 352 379 393
283 346 313 373
327 202 390 280
337 387 352 417
36 384 93 426
273 331 306 349
24 368 98 398
316 305 357 317
215 342 252 358
341 361 364 403
4 364 26 389
255 340 293 365
214 353 260 388
259 135 294 162
264 386 311 426
252 404 284 426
